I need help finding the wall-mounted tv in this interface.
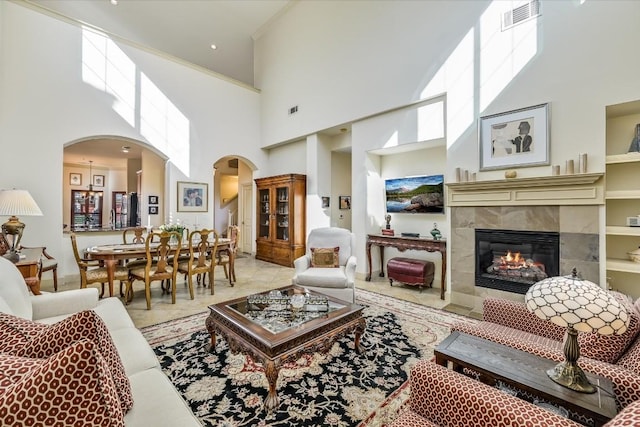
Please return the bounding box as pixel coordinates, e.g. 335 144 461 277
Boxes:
385 174 444 213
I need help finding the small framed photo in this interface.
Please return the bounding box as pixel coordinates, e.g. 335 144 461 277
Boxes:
178 181 208 212
322 196 330 208
479 103 550 171
339 195 351 210
148 195 158 205
69 173 82 186
93 175 105 187
148 206 159 215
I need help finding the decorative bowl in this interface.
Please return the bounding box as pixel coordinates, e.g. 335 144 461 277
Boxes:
628 247 640 263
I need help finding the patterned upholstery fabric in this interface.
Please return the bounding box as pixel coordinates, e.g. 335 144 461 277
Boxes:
389 360 578 427
605 399 640 426
617 335 640 375
482 297 565 341
453 298 640 409
452 322 564 361
578 292 640 364
0 314 47 349
0 340 124 427
0 310 133 412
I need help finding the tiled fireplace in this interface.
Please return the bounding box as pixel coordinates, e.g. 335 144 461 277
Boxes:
446 173 604 312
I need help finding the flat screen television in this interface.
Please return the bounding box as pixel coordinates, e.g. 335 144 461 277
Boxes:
385 174 444 213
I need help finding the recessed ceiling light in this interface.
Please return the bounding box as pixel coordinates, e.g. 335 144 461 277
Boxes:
110 0 118 5
121 146 130 153
210 44 218 50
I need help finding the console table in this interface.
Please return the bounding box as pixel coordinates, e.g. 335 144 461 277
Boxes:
366 234 446 300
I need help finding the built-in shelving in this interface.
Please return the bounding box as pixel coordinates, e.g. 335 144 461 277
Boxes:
604 99 640 298
606 226 640 236
606 259 640 274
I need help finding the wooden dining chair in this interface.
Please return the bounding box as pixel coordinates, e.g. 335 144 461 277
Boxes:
127 231 181 310
177 229 219 297
216 225 239 286
122 227 148 244
121 227 150 269
70 233 130 298
19 245 59 291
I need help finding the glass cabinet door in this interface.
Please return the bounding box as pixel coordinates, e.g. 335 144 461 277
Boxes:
71 190 103 229
258 188 271 239
275 186 289 241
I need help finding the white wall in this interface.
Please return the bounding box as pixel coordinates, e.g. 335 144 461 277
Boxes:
0 2 265 278
256 0 640 284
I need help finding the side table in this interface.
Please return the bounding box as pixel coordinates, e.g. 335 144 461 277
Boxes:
435 331 617 426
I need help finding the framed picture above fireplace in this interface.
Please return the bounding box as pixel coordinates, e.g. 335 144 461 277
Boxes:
479 103 550 171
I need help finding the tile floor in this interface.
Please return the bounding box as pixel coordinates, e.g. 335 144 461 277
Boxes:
48 254 472 328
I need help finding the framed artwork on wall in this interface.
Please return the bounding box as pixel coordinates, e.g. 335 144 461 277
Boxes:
148 206 158 215
322 196 330 208
93 175 105 187
177 181 208 212
339 195 351 210
479 103 550 171
69 173 82 186
149 195 158 205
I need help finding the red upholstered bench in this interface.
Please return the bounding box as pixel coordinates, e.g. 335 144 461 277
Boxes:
387 257 435 292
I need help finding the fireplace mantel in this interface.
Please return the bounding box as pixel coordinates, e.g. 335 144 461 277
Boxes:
446 173 604 207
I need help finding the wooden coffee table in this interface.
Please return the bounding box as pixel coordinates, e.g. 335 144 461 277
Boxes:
206 285 366 413
435 331 617 426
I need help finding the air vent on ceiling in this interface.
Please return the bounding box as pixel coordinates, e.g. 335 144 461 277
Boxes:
502 0 540 31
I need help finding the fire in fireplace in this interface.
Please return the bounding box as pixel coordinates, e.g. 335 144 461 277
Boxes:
475 229 559 294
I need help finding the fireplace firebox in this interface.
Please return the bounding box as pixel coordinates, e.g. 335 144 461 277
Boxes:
475 229 559 294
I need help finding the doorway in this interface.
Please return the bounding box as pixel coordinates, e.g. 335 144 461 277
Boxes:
213 156 256 253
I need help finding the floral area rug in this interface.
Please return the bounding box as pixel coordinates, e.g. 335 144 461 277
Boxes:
141 289 477 427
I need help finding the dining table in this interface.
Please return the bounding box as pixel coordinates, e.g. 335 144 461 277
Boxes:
84 237 233 297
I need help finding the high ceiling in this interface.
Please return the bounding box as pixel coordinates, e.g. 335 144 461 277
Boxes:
27 0 292 87
29 0 292 164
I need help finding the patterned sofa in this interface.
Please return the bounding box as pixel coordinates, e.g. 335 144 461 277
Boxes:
389 360 640 426
451 296 640 409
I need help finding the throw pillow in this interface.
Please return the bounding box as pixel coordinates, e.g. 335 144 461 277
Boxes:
0 340 124 427
0 314 47 350
311 247 340 268
0 310 133 413
578 291 640 364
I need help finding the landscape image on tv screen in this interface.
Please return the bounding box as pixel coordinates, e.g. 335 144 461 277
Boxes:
385 174 444 213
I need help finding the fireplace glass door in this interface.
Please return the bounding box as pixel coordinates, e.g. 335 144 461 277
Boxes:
475 229 559 294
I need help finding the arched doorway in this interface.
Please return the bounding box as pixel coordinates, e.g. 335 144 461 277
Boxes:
212 156 256 254
63 136 167 230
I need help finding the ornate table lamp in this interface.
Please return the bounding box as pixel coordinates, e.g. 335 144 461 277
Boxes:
0 189 43 263
525 268 629 393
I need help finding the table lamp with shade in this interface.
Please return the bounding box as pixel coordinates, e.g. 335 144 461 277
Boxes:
0 189 43 263
525 268 629 393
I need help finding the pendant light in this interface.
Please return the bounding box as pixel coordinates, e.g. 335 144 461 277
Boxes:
88 160 94 195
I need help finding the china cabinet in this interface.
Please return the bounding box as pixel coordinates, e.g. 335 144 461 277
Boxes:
605 99 640 298
255 174 306 267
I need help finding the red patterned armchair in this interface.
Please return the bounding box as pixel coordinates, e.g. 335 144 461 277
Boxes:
389 360 640 427
451 296 640 409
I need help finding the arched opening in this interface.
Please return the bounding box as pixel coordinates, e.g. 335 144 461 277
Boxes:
212 156 257 255
63 136 167 231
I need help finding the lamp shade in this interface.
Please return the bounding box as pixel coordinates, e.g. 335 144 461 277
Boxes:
525 270 629 336
0 190 43 217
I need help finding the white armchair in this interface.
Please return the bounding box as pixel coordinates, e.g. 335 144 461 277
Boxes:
292 227 356 303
